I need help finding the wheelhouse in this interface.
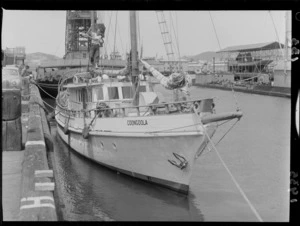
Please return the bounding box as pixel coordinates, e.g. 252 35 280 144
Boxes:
62 80 150 114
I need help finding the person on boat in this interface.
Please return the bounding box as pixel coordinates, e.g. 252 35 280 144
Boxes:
140 59 192 96
86 26 104 68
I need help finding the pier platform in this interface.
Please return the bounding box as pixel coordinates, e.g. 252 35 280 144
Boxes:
2 151 24 221
2 82 58 221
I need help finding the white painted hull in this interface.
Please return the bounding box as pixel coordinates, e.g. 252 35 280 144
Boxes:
55 111 216 193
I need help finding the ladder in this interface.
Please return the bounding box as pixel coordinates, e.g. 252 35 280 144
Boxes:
155 11 175 62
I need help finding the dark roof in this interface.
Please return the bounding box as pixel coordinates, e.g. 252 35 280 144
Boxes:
217 41 284 53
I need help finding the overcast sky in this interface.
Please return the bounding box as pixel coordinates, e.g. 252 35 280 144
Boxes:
2 10 289 59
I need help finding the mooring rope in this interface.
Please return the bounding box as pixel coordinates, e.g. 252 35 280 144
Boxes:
33 81 57 99
199 120 263 222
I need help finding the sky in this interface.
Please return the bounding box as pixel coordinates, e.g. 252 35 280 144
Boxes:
1 10 289 59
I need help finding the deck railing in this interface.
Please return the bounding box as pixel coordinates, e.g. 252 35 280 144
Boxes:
56 98 214 119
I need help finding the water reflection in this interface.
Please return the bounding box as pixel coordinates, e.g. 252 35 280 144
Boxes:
53 126 204 221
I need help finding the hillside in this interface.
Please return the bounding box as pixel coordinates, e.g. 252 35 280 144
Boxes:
182 51 222 62
25 52 62 68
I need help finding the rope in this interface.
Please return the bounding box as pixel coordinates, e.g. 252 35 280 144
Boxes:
113 11 118 56
269 11 285 60
269 11 287 76
36 83 58 87
208 11 222 51
40 98 57 111
215 119 240 146
117 16 125 55
217 119 232 127
34 81 57 99
207 11 241 112
230 84 240 111
103 11 113 58
131 77 141 103
36 84 58 90
199 120 263 222
37 82 58 89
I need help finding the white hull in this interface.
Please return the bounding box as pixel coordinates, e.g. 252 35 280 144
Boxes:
55 112 216 193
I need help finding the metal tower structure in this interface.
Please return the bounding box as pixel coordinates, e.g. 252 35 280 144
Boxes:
64 11 96 60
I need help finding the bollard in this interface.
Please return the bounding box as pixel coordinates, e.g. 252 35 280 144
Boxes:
2 80 22 151
2 89 21 121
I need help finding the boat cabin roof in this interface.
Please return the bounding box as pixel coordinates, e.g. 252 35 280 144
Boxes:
63 80 148 89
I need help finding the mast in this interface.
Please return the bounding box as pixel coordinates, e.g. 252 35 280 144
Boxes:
130 11 139 106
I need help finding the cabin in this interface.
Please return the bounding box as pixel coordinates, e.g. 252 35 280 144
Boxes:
62 78 153 118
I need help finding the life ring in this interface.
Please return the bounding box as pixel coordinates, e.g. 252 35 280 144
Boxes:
195 69 201 74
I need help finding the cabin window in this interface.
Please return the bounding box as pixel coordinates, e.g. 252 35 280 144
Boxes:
108 87 119 100
139 85 146 92
96 87 104 100
122 86 133 99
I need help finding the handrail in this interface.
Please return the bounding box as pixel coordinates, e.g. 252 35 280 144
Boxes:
56 97 215 120
57 97 213 113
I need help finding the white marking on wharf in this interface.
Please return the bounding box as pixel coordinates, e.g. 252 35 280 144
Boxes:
20 196 55 209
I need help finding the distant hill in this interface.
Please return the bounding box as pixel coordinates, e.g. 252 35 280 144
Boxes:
25 52 62 68
182 51 222 62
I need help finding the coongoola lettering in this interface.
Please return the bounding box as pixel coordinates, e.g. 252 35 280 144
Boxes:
127 120 148 126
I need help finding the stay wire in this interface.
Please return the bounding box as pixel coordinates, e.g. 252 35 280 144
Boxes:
208 11 241 112
269 11 285 60
104 11 113 57
208 11 222 51
113 11 118 55
199 120 263 222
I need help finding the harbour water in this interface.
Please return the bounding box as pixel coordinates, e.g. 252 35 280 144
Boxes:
46 85 290 221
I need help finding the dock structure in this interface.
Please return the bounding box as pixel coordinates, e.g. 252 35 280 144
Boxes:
2 78 58 221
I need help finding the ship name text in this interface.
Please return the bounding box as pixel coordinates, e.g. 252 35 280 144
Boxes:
127 120 148 126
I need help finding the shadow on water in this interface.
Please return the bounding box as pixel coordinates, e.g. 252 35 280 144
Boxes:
52 125 204 221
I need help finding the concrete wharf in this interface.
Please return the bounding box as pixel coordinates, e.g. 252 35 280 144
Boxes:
2 78 58 221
